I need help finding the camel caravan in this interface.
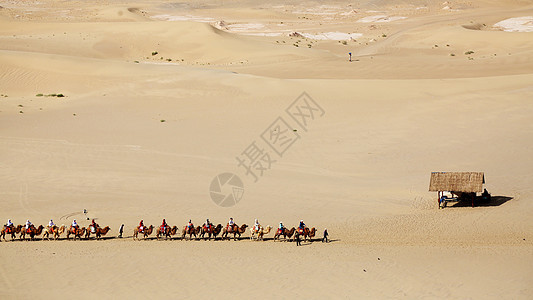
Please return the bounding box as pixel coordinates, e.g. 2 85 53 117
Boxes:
0 218 111 242
1 217 319 243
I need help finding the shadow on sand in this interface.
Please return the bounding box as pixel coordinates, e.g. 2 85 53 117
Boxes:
449 195 513 208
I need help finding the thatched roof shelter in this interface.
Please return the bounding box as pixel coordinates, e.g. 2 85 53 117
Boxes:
429 172 485 193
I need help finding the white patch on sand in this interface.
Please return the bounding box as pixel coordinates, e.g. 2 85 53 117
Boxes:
151 14 214 22
493 16 533 32
299 32 363 40
226 23 266 32
241 32 283 37
357 15 406 23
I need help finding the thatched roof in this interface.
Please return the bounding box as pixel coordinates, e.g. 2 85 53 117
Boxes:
428 172 485 193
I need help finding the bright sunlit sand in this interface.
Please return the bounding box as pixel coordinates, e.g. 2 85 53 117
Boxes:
0 0 532 298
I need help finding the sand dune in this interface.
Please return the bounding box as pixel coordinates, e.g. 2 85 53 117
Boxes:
1 0 532 298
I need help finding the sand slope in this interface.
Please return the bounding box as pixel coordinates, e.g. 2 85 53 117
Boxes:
1 0 532 298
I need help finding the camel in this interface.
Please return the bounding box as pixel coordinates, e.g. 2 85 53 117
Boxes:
1 225 22 241
43 225 66 240
300 227 316 242
181 226 201 240
19 225 44 241
85 226 111 240
221 224 248 241
133 225 154 240
66 226 86 241
250 225 272 241
199 224 222 241
273 227 295 241
156 225 178 240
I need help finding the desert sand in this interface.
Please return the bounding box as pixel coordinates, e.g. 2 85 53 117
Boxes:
1 0 532 298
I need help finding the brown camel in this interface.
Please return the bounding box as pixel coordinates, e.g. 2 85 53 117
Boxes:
66 226 86 241
273 227 295 241
43 225 66 240
222 224 248 241
182 225 200 240
20 225 44 241
1 225 22 241
301 227 316 242
156 225 178 240
85 226 111 240
133 225 154 240
199 224 222 241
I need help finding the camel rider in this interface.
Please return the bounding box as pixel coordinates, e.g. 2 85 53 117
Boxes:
204 219 212 230
139 220 144 233
298 220 306 233
90 219 98 233
254 219 260 233
5 219 13 233
278 222 284 234
227 217 234 230
187 220 193 231
49 219 55 227
161 219 167 232
71 219 78 231
25 220 32 232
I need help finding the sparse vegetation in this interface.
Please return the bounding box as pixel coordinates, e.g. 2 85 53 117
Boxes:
382 34 387 37
160 119 166 122
450 53 455 56
36 93 43 97
341 41 347 45
465 51 474 55
134 60 139 63
152 51 158 56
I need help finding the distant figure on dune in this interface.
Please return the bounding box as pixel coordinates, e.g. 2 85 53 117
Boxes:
295 232 301 246
322 228 329 243
118 224 124 238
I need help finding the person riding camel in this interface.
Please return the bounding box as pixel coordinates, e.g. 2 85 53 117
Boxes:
278 222 284 234
254 219 260 233
25 220 33 233
5 219 14 233
161 219 168 233
90 219 99 233
204 219 212 231
227 217 235 231
49 219 55 233
187 220 193 232
298 220 306 233
139 220 144 233
71 219 78 233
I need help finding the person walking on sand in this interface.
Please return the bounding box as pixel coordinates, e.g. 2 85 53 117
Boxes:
118 224 124 238
322 228 329 243
295 231 301 246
